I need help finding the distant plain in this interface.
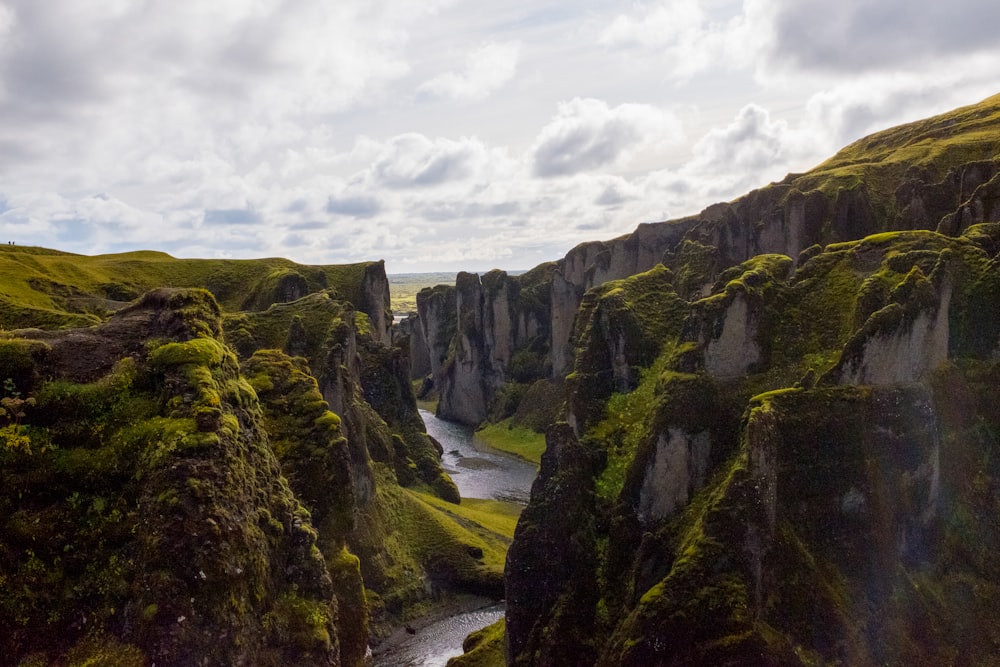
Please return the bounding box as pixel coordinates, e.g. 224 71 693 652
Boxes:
389 272 456 315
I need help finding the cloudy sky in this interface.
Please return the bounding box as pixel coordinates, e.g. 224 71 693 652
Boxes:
0 1 997 272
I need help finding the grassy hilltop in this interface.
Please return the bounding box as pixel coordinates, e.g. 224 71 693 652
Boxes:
0 246 377 329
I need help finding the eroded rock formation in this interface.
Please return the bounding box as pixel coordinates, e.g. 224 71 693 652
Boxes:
501 94 1000 666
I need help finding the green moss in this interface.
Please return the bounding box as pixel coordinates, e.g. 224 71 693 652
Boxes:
351 466 512 633
794 93 1000 203
327 545 368 666
148 337 227 368
568 265 688 431
263 592 333 651
600 451 769 666
243 349 355 533
398 489 509 594
65 635 145 667
447 618 506 667
0 244 379 331
0 338 49 393
474 421 545 464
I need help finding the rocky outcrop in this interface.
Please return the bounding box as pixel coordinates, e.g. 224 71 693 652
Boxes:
507 215 1000 665
701 293 760 378
432 269 550 425
592 384 949 666
1 290 362 666
240 269 310 311
636 428 712 523
505 423 599 666
834 275 952 386
394 313 430 380
416 283 457 383
407 99 1000 416
565 265 685 433
361 260 392 346
0 251 515 664
938 166 1000 235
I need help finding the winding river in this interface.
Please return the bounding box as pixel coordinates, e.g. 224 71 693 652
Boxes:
371 409 538 666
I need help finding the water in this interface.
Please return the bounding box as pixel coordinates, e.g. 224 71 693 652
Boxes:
371 410 538 666
372 603 505 667
422 409 538 504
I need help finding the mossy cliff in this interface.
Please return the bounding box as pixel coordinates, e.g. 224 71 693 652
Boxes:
0 257 508 663
0 289 354 665
417 264 555 426
503 94 1000 665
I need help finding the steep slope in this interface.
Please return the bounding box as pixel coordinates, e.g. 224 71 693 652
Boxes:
502 95 1000 665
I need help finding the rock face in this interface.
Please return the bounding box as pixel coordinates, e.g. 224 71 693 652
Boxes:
421 268 551 425
1 289 361 666
394 313 431 380
637 428 712 523
505 424 598 666
833 270 952 386
416 283 457 384
503 94 1000 666
0 270 468 665
507 224 1000 666
361 260 393 346
702 293 760 378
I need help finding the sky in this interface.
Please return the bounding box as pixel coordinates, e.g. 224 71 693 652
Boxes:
0 1 997 273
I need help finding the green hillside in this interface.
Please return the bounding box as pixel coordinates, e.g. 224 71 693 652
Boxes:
0 245 376 329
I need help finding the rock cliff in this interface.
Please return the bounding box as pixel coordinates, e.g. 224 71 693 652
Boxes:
418 265 553 425
0 254 501 665
503 93 1000 665
1 289 359 666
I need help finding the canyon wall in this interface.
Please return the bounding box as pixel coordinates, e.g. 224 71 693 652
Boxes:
503 91 1000 667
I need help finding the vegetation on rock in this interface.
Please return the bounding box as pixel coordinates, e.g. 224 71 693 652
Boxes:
494 92 1000 666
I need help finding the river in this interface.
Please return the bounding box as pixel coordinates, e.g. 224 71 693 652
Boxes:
425 410 538 504
371 409 538 666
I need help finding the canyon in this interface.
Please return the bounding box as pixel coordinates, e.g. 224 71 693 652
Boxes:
3 92 1000 666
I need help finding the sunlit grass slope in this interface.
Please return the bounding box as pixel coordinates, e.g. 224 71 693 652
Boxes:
792 92 1000 196
0 244 377 329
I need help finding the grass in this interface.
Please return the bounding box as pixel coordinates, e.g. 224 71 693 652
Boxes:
474 421 545 465
0 244 379 329
414 493 522 539
389 272 456 315
793 92 1000 198
446 618 506 667
357 467 519 632
588 355 672 503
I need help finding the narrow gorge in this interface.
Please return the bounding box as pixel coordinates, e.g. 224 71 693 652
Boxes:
3 93 1000 666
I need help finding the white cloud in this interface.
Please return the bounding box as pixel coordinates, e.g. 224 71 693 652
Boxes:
690 104 797 174
762 0 1000 74
531 98 684 177
0 0 993 271
418 41 521 101
365 133 505 189
800 64 1000 148
600 0 707 49
598 0 757 78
